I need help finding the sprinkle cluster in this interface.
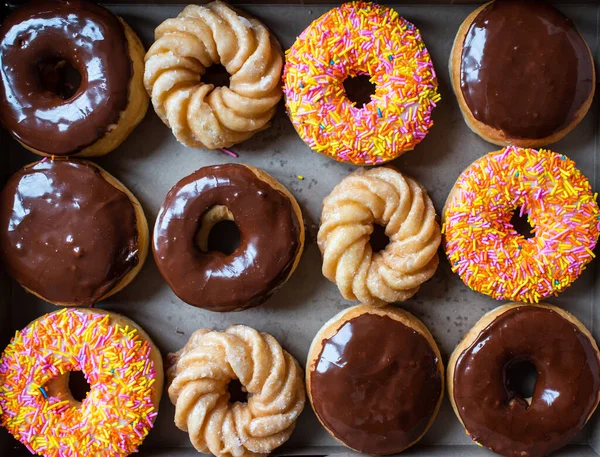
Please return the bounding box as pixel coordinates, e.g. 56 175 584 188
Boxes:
0 309 158 457
283 1 439 166
443 147 600 303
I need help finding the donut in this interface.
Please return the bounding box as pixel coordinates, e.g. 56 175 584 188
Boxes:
450 0 595 147
306 305 443 454
0 158 149 306
318 166 441 306
153 163 304 311
283 1 440 166
0 308 163 457
166 325 305 457
144 1 283 150
448 303 600 457
443 146 600 303
0 0 148 157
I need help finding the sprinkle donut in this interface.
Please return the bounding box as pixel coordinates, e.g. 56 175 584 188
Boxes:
283 1 440 166
0 308 163 457
443 147 600 303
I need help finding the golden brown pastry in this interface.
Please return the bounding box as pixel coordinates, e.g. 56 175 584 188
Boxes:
317 166 441 306
167 325 305 457
144 1 283 150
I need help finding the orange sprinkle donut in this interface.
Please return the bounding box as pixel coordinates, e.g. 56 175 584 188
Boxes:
283 1 440 166
0 308 163 457
443 146 600 303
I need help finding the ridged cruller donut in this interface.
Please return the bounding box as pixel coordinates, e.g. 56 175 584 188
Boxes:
318 166 441 306
144 0 283 150
166 325 305 457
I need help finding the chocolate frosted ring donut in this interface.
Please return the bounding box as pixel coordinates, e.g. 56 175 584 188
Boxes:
0 0 148 156
153 164 304 312
448 303 600 457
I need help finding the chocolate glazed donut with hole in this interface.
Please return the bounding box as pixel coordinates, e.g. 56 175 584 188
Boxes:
0 0 148 157
153 164 304 312
448 303 600 457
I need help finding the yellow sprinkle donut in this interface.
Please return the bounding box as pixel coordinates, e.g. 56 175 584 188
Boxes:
443 146 600 303
0 308 163 457
283 1 440 166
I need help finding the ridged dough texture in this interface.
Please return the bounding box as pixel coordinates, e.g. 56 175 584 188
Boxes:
167 326 305 457
144 1 283 149
318 167 441 306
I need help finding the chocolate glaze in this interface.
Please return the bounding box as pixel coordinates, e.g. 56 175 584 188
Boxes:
460 0 594 139
0 159 139 305
310 313 442 455
0 0 132 155
153 164 301 312
453 307 600 457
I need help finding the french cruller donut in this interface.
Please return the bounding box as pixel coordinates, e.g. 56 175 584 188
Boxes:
318 166 441 306
448 303 600 457
167 325 305 457
0 0 148 156
144 1 283 150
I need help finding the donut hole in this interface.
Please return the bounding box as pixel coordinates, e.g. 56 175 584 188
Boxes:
505 359 538 405
207 220 241 255
370 223 390 253
510 208 535 239
196 206 241 256
201 63 231 88
43 370 91 407
68 371 91 403
38 58 82 100
343 73 376 108
227 379 249 404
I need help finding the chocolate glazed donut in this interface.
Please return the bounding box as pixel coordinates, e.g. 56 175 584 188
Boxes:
450 0 595 147
306 305 444 455
153 164 304 312
0 0 148 156
0 159 149 306
448 304 600 457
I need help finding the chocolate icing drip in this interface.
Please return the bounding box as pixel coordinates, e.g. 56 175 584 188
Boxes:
153 164 301 312
453 306 600 457
0 159 139 305
0 0 131 154
310 313 442 455
460 0 593 139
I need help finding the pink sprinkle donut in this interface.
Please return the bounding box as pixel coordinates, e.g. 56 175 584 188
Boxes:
443 146 600 303
0 308 163 457
283 1 440 166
